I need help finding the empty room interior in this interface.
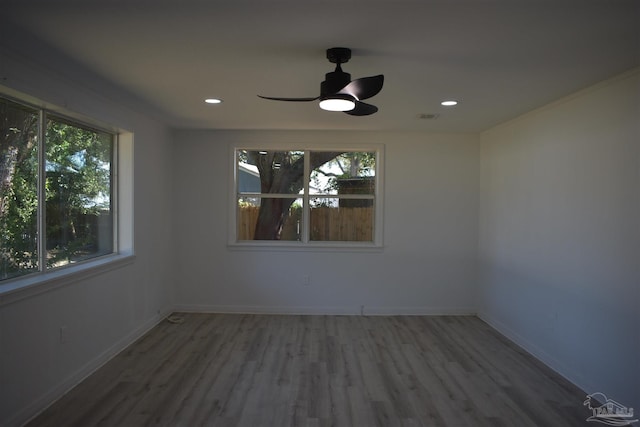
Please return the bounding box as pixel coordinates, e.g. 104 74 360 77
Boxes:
1 1 639 426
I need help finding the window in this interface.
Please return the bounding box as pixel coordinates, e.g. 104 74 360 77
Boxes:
1 95 116 282
232 146 383 247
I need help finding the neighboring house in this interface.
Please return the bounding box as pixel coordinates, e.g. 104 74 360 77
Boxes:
238 162 260 193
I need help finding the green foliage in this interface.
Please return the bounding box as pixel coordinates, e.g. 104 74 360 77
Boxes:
311 151 375 193
0 100 38 279
44 118 112 266
0 99 113 280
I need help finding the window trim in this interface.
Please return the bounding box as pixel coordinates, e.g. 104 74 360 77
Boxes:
229 142 384 249
0 88 134 299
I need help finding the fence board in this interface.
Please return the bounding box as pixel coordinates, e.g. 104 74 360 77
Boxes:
238 206 373 241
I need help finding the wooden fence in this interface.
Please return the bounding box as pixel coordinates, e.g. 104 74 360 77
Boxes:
238 206 373 241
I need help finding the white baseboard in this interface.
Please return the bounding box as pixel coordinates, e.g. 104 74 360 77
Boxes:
477 311 592 397
173 304 357 315
173 304 477 316
12 309 172 427
362 306 476 316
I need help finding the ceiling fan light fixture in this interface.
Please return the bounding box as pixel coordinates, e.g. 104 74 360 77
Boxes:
319 94 356 112
258 48 382 116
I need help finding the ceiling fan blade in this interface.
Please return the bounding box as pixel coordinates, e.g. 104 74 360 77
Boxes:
338 75 384 100
345 101 378 116
258 95 319 102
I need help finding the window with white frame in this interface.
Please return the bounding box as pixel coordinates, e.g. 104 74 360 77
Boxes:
1 95 116 281
233 146 383 246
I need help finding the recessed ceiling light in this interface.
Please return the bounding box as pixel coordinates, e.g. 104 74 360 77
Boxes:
441 100 458 107
205 98 222 104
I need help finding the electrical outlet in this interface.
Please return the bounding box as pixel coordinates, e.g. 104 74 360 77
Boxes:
59 326 68 344
303 275 311 286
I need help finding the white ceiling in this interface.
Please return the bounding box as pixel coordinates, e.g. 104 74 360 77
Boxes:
2 0 639 132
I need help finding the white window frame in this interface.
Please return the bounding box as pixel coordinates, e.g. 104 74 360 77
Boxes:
0 88 134 304
229 143 384 250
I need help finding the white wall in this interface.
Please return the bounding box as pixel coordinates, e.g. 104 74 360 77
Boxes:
172 130 479 315
0 38 175 426
478 70 640 410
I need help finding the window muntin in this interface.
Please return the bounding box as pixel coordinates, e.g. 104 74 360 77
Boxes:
0 96 115 282
234 148 381 245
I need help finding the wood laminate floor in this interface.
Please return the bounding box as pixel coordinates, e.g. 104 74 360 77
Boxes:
26 314 590 427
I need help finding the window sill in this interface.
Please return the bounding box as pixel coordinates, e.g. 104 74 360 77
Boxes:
228 242 384 253
0 253 136 307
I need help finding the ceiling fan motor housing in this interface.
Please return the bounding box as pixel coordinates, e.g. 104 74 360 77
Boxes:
321 68 352 97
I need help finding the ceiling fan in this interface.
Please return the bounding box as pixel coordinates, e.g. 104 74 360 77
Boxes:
258 47 384 116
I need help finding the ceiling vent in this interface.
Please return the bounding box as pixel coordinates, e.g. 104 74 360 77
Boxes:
417 113 439 120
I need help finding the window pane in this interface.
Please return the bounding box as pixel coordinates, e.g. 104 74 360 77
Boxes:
310 198 374 242
0 98 39 280
238 150 305 194
237 197 302 241
310 151 376 195
45 116 113 268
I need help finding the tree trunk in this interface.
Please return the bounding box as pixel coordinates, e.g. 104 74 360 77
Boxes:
0 105 37 217
253 198 292 240
252 151 343 240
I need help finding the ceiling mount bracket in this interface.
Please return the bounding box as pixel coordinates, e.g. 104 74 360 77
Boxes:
326 47 351 64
